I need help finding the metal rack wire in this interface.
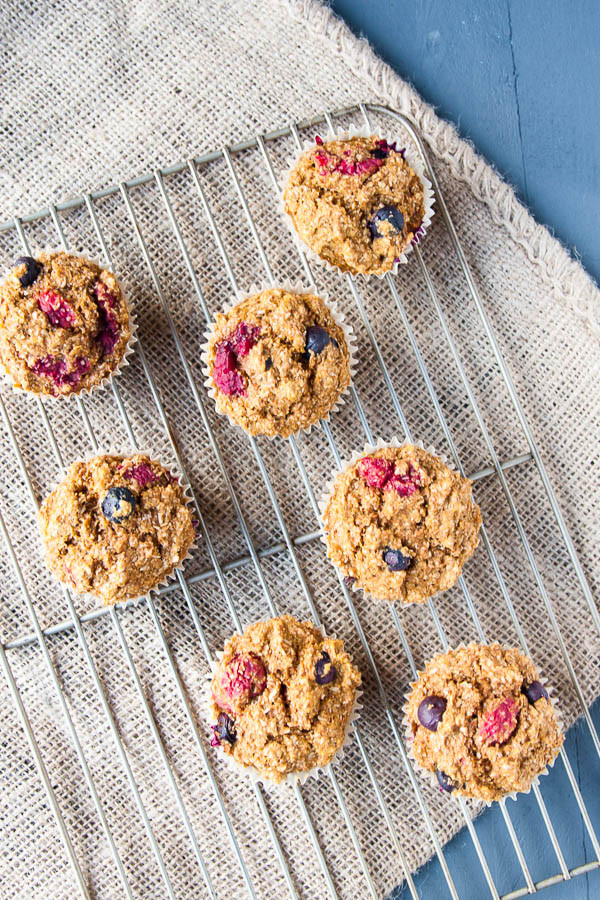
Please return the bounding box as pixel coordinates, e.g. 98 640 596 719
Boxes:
0 103 598 900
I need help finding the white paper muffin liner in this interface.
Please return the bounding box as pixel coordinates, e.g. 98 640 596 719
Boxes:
0 249 137 401
279 125 436 279
38 446 197 613
206 622 362 788
401 642 564 805
318 436 460 605
200 281 358 440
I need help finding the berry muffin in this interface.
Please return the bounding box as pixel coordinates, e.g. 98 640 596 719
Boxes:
405 643 563 801
0 252 131 396
204 288 352 437
322 443 481 604
38 453 194 605
209 615 361 783
283 135 426 275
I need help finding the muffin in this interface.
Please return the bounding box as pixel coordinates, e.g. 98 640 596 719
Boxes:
209 615 361 783
321 443 481 604
405 643 564 801
283 135 426 275
39 453 194 605
204 287 352 437
0 251 131 396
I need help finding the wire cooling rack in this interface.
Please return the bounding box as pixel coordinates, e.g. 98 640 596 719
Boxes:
0 103 598 900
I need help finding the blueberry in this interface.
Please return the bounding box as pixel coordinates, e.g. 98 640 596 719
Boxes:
14 256 41 287
436 769 455 793
371 148 388 159
522 680 548 704
265 357 273 371
215 712 236 744
417 696 447 731
315 651 337 685
101 486 137 523
305 325 332 355
382 547 412 572
368 205 405 240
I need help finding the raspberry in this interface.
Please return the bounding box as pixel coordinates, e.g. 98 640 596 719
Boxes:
121 463 158 487
479 696 519 746
357 456 394 490
314 151 385 177
358 456 423 497
315 134 323 146
214 653 266 712
229 322 259 357
93 282 120 356
213 343 245 396
31 355 90 391
387 462 422 497
37 289 76 328
212 321 259 397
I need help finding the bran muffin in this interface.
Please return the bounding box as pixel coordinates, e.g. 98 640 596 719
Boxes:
39 453 194 605
322 443 481 604
209 615 361 783
405 643 563 801
283 134 426 275
205 288 352 437
0 251 131 396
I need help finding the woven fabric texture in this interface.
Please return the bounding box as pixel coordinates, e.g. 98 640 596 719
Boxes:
0 1 599 899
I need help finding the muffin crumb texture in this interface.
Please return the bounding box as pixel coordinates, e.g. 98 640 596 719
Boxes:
206 288 351 437
406 643 564 801
38 454 194 605
210 615 361 783
283 135 426 275
323 444 481 604
0 252 131 396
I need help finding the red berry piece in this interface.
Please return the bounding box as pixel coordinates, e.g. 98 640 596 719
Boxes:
357 456 394 490
30 355 90 391
93 282 120 356
217 653 267 710
213 342 246 396
479 696 519 746
121 463 158 487
315 134 323 146
229 322 259 357
387 462 422 497
212 322 259 396
37 290 76 328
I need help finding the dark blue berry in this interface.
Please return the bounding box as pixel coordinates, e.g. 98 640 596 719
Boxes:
305 325 332 355
265 357 273 371
101 486 137 523
383 547 412 572
436 769 455 793
215 712 236 744
417 696 447 731
371 148 388 159
368 205 405 240
14 256 41 287
315 651 337 685
522 681 548 704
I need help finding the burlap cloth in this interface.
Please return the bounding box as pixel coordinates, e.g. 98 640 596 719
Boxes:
1 1 599 898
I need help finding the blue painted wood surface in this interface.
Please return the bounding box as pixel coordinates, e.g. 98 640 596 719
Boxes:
330 2 600 898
